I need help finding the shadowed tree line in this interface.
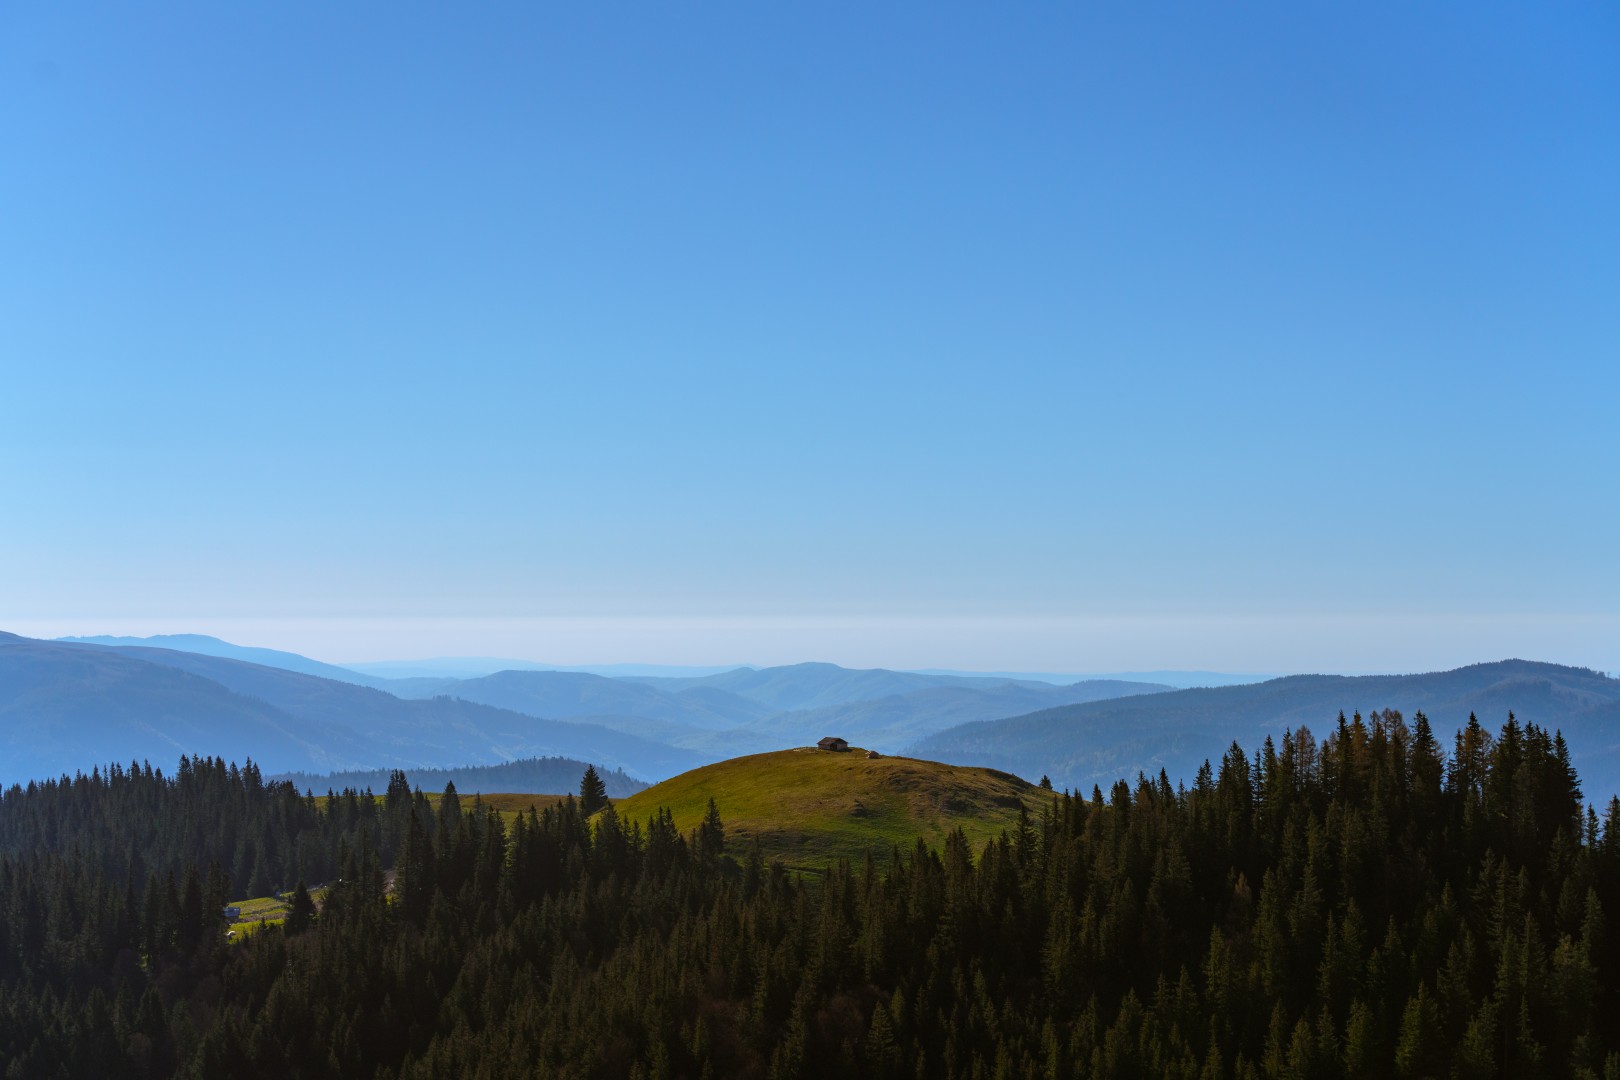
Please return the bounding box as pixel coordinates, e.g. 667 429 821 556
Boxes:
1 710 1618 1078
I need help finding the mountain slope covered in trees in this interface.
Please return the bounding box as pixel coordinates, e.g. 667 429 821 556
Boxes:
2 711 1618 1077
916 660 1620 801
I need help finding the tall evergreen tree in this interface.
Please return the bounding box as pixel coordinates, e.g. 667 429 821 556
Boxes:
579 765 609 816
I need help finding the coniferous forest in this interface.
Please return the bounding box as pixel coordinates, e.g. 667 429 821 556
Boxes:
1 711 1618 1079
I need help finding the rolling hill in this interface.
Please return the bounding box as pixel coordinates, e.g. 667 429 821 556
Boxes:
913 659 1620 801
608 746 1045 871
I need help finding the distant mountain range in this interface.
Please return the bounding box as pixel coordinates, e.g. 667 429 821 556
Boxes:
624 662 1062 710
341 657 753 680
58 633 399 689
660 678 1173 759
4 633 1171 784
914 659 1620 802
64 637 1268 691
405 664 1172 759
8 632 1617 805
398 669 775 730
0 633 705 784
906 669 1272 688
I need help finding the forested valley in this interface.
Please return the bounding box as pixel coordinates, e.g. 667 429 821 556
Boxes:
1 710 1618 1079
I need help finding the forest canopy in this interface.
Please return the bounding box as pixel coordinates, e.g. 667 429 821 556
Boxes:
0 710 1617 1078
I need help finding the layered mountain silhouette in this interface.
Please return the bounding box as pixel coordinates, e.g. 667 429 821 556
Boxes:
393 664 1162 758
664 679 1174 759
626 661 1066 711
7 633 1615 805
0 634 703 784
57 633 397 690
396 669 773 729
1 634 1171 785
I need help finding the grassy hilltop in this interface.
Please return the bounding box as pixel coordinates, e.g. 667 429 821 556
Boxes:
608 746 1045 870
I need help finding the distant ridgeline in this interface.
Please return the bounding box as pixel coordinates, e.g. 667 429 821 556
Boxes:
271 756 648 798
1 713 1619 1077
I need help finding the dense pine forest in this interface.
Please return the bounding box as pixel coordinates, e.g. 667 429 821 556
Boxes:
271 757 649 802
2 710 1618 1078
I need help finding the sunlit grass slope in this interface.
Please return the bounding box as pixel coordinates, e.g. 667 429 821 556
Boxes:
609 747 1045 870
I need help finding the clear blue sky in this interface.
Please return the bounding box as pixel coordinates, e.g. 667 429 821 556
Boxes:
3 3 1616 672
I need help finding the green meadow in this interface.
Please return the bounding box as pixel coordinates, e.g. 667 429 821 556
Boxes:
608 747 1046 872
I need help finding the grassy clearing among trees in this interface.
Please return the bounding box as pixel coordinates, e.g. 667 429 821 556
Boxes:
607 746 1040 870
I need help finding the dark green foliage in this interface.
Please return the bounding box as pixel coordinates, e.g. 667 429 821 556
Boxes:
579 764 609 816
698 795 725 861
277 756 650 800
285 880 316 935
0 711 1618 1078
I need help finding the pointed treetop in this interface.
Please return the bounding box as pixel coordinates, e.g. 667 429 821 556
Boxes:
580 765 608 816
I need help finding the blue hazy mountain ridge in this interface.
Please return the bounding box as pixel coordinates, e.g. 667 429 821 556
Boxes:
665 679 1177 759
368 676 465 698
422 664 1174 758
0 634 374 783
380 664 1165 756
16 633 1616 803
0 633 1175 788
393 669 772 730
56 633 396 690
0 635 705 784
345 656 1262 689
344 657 750 680
341 657 562 678
912 660 1620 801
92 644 708 780
908 669 1272 689
625 661 1062 712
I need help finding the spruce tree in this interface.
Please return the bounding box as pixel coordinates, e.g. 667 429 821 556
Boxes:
580 765 608 816
285 880 316 935
698 796 725 862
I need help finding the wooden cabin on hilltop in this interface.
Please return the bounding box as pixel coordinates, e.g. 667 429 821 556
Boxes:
817 736 849 752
